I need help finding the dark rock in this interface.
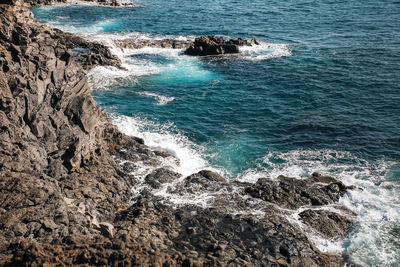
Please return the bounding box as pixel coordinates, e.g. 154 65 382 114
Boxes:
198 170 226 183
23 0 135 7
145 168 181 189
54 30 122 70
184 36 257 56
98 222 114 238
299 209 354 238
245 175 352 209
152 147 175 158
116 38 192 50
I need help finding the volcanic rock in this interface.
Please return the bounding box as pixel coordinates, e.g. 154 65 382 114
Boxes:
184 35 259 56
245 173 352 209
116 38 192 50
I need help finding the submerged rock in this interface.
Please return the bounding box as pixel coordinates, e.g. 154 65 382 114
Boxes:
184 35 259 56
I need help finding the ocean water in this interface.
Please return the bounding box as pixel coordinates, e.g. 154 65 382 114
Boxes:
32 0 400 265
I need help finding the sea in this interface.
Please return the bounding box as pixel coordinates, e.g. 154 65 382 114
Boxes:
32 0 400 265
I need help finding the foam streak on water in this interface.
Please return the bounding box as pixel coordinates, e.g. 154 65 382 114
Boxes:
137 91 175 105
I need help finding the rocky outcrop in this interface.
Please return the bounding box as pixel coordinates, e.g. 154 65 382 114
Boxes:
116 38 192 50
245 172 354 209
115 36 261 56
55 29 121 69
24 0 134 7
23 0 65 6
0 0 356 266
185 35 259 56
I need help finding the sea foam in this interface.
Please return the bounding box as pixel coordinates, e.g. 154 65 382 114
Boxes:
239 42 292 61
238 149 400 265
137 91 175 105
112 115 224 177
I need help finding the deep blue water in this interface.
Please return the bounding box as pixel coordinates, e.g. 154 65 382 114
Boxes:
33 0 400 265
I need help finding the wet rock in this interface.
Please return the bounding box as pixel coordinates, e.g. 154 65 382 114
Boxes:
184 171 227 188
116 38 192 50
184 36 258 56
245 174 352 209
299 209 354 238
152 147 175 158
198 170 226 183
24 0 135 7
54 30 121 69
145 168 181 189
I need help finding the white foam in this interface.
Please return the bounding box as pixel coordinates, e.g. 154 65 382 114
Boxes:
126 46 182 57
137 91 175 105
87 60 160 91
239 42 292 61
65 0 134 7
112 115 224 176
84 34 171 90
237 149 400 265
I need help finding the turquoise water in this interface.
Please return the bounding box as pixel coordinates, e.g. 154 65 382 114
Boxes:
33 0 400 265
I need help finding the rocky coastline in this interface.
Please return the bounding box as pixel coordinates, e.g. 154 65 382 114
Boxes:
116 36 260 57
25 0 135 7
0 0 357 266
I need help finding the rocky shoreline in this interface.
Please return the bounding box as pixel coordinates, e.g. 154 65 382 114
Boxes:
0 0 357 266
116 36 260 57
25 0 135 7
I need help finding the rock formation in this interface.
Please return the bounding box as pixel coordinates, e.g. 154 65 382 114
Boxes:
54 29 122 69
0 0 357 266
24 0 134 7
185 36 259 56
116 38 192 50
115 36 260 57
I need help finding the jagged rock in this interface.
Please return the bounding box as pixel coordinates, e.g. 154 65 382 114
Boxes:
145 168 181 189
152 147 176 158
56 30 122 69
244 174 351 209
23 0 135 7
198 170 226 183
116 38 192 50
184 35 259 56
299 209 355 238
98 222 114 238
